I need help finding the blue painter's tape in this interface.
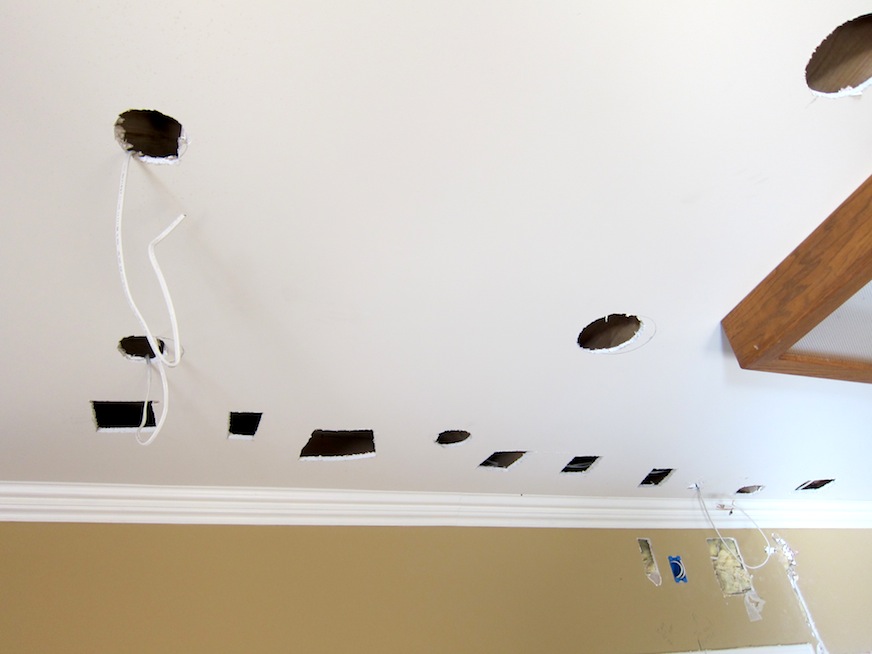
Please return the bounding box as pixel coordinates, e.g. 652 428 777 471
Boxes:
669 555 688 583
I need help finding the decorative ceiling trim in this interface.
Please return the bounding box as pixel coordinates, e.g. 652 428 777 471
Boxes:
722 172 872 383
1 482 871 529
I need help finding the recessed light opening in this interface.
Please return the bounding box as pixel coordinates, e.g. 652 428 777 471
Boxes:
796 479 834 491
436 430 471 446
479 451 526 469
736 484 764 495
806 14 872 97
118 335 165 359
300 430 375 459
577 314 654 354
114 109 186 162
92 401 156 431
561 455 599 474
640 468 674 487
228 412 262 440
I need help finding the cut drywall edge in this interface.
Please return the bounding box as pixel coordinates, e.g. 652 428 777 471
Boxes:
707 537 753 596
637 538 662 586
577 314 655 354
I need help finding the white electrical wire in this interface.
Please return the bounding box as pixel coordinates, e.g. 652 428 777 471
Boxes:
115 153 186 445
695 486 772 571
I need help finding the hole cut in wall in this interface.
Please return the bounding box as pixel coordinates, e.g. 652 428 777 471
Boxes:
118 335 165 359
479 451 525 469
637 538 662 586
92 401 156 431
300 430 375 459
561 455 599 474
436 430 470 446
228 412 262 440
806 14 872 96
796 479 834 490
577 314 654 354
707 537 753 596
640 468 674 486
114 109 187 163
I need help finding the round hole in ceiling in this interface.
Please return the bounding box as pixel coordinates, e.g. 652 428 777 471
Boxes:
806 14 872 97
577 314 655 354
114 109 187 163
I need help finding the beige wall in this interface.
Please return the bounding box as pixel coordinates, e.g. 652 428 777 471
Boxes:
0 524 869 654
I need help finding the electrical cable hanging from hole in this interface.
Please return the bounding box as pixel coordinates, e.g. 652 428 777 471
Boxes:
115 151 186 446
694 485 773 571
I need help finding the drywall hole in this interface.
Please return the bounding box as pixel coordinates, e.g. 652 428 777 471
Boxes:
561 455 599 474
436 430 471 446
114 109 187 162
228 412 262 440
640 468 674 487
796 479 834 491
736 484 764 495
806 15 872 97
479 451 526 469
707 538 752 596
118 335 165 359
300 430 375 459
92 401 156 431
637 538 662 586
577 314 654 354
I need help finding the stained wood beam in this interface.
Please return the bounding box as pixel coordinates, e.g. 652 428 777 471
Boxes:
722 172 872 383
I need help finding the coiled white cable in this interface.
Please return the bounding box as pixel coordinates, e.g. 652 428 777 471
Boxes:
115 153 185 445
695 486 772 571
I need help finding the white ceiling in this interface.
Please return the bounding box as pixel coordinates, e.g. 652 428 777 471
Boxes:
2 1 872 503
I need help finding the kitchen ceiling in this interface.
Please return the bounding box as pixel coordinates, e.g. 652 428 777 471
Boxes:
2 1 872 503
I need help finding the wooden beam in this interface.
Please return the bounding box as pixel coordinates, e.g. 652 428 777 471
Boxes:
722 172 872 382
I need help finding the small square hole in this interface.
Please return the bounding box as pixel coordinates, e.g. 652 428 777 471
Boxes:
228 412 262 440
640 468 674 486
479 451 525 469
92 401 156 431
796 479 834 491
561 455 599 474
300 430 375 459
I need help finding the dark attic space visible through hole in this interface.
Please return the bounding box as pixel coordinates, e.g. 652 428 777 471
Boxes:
228 412 262 438
480 451 526 469
114 109 183 159
300 430 376 459
118 335 165 359
92 401 156 430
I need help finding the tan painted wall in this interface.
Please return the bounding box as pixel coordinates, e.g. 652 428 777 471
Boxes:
0 524 868 654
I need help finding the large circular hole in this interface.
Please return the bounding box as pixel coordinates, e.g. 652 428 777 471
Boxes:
577 314 654 354
806 14 872 96
114 109 187 163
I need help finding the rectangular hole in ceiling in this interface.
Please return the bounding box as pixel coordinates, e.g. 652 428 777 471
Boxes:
640 468 674 487
479 451 525 469
92 401 156 431
300 430 375 459
796 479 834 490
228 412 262 440
561 455 599 474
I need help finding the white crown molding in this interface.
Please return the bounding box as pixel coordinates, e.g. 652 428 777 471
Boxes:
1 481 872 529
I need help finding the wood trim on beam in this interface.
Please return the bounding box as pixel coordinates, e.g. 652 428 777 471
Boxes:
722 172 872 383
